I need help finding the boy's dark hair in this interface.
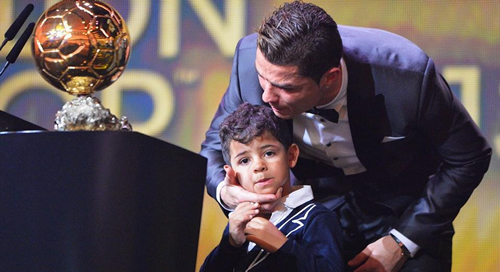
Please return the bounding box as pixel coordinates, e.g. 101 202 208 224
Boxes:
219 103 292 165
257 1 343 84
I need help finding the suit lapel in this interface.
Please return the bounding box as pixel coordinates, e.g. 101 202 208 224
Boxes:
344 52 391 171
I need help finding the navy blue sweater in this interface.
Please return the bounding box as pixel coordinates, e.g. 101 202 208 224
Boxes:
200 200 343 272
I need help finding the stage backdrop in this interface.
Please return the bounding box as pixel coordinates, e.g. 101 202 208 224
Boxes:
1 0 498 271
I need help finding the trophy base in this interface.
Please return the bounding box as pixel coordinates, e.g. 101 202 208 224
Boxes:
55 96 132 131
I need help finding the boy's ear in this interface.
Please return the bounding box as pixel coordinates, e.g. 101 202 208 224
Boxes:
287 144 300 168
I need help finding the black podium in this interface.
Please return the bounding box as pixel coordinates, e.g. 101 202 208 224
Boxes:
0 129 206 271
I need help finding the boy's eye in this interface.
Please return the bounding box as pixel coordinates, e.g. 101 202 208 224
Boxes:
239 158 250 165
264 151 275 157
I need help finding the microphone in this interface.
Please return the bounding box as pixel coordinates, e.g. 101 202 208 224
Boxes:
0 22 35 76
0 3 34 52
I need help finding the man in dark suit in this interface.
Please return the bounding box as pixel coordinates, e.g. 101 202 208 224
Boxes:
200 1 491 271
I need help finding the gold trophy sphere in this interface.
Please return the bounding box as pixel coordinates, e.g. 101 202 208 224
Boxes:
32 0 131 95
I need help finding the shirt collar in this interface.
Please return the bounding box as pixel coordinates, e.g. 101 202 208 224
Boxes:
316 57 348 112
279 185 314 209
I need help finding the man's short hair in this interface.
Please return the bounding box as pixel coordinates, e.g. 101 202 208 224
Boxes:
219 103 292 165
257 1 343 84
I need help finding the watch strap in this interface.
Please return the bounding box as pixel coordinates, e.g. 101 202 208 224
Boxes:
389 233 412 258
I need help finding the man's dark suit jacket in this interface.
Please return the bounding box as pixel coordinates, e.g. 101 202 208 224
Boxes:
200 25 491 257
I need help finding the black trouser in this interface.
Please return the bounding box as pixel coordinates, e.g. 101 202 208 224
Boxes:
308 172 452 272
331 194 451 271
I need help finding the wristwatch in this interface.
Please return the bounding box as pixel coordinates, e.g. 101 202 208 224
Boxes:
389 233 412 258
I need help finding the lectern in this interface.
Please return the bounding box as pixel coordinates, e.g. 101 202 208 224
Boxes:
0 119 206 271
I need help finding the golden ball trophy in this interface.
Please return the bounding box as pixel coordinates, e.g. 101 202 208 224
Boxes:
32 0 132 131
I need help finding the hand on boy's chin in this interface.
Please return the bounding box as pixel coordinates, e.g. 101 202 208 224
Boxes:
258 187 283 213
222 165 282 210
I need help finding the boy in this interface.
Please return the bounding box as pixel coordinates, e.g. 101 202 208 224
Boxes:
200 103 343 272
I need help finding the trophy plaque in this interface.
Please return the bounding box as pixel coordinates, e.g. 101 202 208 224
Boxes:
32 0 132 131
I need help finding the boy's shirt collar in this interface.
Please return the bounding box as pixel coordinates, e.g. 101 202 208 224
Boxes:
275 185 314 211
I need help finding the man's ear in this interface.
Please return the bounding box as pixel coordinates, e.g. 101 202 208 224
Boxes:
288 144 300 168
320 66 341 87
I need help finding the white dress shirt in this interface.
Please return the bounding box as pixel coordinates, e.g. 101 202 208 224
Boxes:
293 58 367 175
292 58 419 257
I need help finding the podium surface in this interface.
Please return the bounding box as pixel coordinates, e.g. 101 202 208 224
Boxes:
0 131 206 271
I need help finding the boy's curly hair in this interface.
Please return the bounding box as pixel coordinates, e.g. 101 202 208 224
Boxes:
219 103 292 165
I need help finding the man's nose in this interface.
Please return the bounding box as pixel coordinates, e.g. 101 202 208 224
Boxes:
261 84 278 103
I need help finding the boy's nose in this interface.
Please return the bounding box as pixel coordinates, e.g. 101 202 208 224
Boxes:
253 161 267 172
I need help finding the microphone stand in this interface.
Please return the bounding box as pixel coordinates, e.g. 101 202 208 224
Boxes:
0 22 35 77
0 4 34 52
0 3 35 77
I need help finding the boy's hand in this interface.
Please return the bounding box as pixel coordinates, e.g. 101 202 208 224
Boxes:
222 165 282 212
245 217 287 253
228 202 260 247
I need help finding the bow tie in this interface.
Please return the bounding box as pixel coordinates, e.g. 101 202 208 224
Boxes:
307 107 339 123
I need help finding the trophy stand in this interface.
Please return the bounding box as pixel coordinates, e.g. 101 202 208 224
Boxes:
55 95 131 131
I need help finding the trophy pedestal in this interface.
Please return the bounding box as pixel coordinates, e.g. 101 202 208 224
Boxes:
55 95 132 131
0 131 206 271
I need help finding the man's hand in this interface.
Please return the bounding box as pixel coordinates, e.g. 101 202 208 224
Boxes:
228 202 260 247
221 165 282 212
244 217 287 253
348 235 407 272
